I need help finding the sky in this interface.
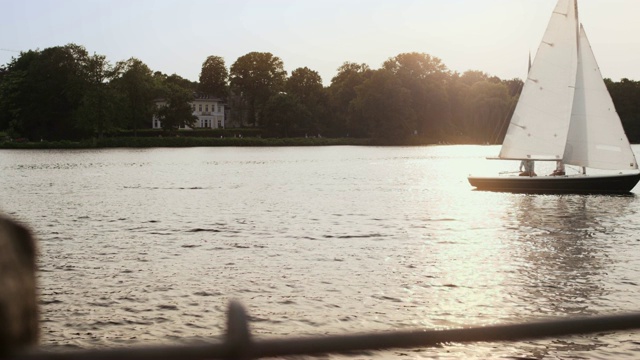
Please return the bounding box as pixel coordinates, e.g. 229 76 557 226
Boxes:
2 0 640 85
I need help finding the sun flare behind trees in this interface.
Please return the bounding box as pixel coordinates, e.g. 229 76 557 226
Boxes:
0 43 639 144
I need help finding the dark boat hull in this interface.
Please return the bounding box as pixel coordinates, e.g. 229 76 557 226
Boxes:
468 173 640 194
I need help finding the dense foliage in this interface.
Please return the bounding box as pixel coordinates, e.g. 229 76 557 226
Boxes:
1 43 639 144
199 56 228 99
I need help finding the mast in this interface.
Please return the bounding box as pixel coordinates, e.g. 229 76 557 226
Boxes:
575 0 582 174
575 0 579 42
575 0 580 67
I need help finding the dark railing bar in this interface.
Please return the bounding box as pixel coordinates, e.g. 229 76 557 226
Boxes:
250 312 640 358
10 301 640 360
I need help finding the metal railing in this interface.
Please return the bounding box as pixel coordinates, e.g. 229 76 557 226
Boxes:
9 301 640 360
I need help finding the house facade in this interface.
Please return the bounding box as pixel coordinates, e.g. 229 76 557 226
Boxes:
152 94 226 130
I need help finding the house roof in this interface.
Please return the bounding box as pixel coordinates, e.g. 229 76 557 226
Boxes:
154 93 227 104
193 93 224 101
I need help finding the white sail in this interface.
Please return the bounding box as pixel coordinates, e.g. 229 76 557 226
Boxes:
563 25 639 170
499 0 578 160
469 0 640 194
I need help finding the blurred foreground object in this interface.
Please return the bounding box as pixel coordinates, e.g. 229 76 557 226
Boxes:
0 215 38 354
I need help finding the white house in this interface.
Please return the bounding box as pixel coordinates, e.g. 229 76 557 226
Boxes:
152 94 226 130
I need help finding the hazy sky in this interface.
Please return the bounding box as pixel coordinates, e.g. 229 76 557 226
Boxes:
2 0 639 85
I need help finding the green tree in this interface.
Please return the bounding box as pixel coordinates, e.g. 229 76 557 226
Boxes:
199 55 228 99
350 69 415 141
286 67 326 135
153 72 199 92
286 67 323 103
261 93 309 137
383 53 451 139
0 53 34 134
74 53 121 138
606 78 640 143
327 62 372 137
0 44 89 140
230 52 287 126
462 81 512 144
442 71 520 144
502 78 524 98
459 70 490 86
155 82 197 131
112 57 157 136
443 72 470 142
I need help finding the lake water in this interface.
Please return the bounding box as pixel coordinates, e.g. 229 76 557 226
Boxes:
1 145 640 359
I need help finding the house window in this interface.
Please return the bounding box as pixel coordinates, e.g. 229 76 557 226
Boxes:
199 104 202 111
205 104 209 112
217 120 222 128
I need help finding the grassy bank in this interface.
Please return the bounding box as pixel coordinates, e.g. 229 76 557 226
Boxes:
0 136 375 149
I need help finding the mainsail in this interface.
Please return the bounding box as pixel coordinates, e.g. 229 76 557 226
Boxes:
499 0 578 161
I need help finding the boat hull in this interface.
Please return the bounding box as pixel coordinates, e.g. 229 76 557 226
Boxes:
468 173 640 194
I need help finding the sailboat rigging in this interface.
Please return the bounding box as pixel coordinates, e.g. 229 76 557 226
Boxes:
468 0 640 194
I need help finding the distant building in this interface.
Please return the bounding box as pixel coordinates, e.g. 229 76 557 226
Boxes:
152 94 226 130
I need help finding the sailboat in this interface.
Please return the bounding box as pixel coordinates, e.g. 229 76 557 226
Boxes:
468 0 640 194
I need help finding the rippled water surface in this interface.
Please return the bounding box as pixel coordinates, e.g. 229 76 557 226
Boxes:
1 145 640 359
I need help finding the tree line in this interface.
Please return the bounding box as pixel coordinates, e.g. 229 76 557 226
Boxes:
1 43 639 144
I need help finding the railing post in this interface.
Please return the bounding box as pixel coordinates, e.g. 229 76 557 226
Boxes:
225 300 253 359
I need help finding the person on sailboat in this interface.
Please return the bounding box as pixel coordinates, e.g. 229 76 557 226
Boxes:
519 159 536 177
551 160 565 176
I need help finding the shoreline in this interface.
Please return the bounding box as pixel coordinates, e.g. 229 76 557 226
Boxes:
0 136 478 149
